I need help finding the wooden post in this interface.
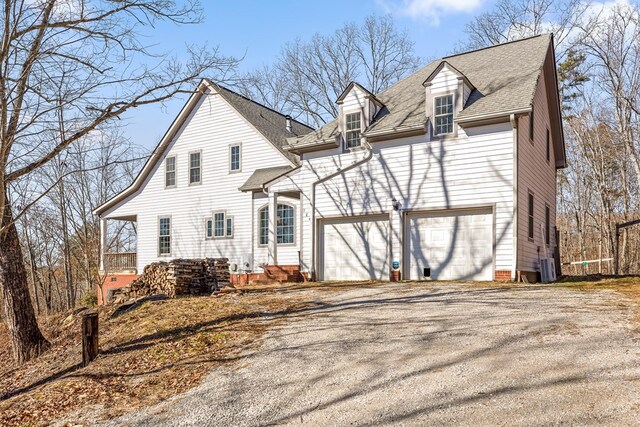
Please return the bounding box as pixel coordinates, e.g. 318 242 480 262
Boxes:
82 312 99 366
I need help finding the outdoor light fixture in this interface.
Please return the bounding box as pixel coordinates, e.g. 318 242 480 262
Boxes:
391 197 400 211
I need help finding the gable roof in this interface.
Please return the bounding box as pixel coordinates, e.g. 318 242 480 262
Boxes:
94 80 313 216
336 81 385 107
288 34 553 150
238 165 296 192
211 82 313 163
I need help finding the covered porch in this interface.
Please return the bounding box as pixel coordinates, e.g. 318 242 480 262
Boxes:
100 214 138 274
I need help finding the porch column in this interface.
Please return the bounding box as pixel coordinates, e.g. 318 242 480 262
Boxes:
268 192 278 265
99 217 108 272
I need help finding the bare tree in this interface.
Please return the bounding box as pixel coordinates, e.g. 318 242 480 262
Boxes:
239 15 421 126
462 0 589 60
0 0 239 363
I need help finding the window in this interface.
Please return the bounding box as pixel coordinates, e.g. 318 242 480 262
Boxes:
529 107 535 142
189 152 201 185
345 112 361 148
206 218 213 238
226 216 234 237
277 204 294 244
545 204 550 245
230 144 241 172
207 213 233 238
165 156 176 188
528 192 535 240
434 94 454 135
259 206 269 245
214 212 225 237
546 128 550 162
159 217 171 256
258 204 295 245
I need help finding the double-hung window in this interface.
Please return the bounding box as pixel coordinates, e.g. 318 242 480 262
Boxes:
230 144 241 172
189 152 201 185
434 94 454 135
259 206 269 245
345 112 361 149
258 204 295 245
276 204 294 244
159 217 171 256
209 212 233 238
165 156 176 188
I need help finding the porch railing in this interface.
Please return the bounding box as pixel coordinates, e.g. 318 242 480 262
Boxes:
103 252 137 272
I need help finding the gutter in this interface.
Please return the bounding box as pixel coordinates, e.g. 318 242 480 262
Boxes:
457 107 532 126
510 113 519 281
310 141 374 280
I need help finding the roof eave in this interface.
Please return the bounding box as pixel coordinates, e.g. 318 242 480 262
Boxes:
285 139 339 154
456 107 532 126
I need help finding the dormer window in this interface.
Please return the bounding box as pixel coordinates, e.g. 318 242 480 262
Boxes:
434 94 454 135
345 112 362 148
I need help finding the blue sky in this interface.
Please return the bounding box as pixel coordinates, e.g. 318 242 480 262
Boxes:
125 0 495 150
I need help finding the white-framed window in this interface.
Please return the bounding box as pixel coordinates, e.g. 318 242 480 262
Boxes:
226 216 234 237
206 218 213 239
434 94 454 135
259 206 269 246
345 112 361 148
158 216 171 256
214 211 225 237
165 156 176 188
207 213 233 239
528 191 535 240
276 204 295 244
189 151 201 185
230 144 241 172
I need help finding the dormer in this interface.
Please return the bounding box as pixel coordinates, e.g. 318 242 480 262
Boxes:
423 61 475 138
336 82 384 149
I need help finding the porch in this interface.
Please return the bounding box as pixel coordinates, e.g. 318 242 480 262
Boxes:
100 214 138 274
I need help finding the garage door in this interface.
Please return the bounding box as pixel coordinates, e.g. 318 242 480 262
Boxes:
407 208 493 281
321 216 390 281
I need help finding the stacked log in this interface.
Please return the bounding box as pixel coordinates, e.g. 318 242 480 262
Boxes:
113 258 229 302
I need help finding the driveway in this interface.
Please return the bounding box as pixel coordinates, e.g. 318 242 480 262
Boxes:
103 283 640 426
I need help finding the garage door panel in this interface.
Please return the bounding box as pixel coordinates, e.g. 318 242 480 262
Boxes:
409 209 493 281
322 217 390 281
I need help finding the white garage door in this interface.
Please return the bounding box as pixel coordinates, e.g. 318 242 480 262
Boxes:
321 216 390 281
408 208 493 281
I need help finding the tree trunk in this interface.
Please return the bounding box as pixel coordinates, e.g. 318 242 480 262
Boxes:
0 193 50 363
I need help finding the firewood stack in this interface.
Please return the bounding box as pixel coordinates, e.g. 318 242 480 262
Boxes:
113 258 230 302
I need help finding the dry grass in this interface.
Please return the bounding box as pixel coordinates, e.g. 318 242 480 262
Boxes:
556 276 640 311
0 285 315 426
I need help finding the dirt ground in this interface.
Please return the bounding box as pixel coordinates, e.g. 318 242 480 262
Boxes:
97 281 640 427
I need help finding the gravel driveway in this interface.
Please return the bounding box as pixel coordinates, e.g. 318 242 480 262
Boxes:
103 283 640 426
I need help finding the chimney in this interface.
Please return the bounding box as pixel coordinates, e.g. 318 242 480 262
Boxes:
285 115 292 133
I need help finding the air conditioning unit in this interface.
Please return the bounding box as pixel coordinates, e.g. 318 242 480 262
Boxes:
540 258 557 283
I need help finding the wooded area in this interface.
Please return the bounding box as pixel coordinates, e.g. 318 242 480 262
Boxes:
1 0 640 363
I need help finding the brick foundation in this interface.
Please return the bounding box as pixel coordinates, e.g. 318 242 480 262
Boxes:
494 270 512 282
98 274 139 305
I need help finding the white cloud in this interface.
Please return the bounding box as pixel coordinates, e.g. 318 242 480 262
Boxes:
394 0 485 23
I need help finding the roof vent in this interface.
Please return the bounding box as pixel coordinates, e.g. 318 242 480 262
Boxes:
285 115 292 133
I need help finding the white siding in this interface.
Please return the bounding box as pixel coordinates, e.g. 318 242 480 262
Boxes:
430 65 460 94
272 122 515 278
103 89 295 271
517 67 558 273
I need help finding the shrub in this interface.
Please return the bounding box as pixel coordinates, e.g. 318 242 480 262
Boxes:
82 290 98 307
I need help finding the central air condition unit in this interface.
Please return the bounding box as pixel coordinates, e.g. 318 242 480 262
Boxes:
241 254 253 273
540 258 557 283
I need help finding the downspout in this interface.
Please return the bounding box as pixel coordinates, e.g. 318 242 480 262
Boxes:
310 141 374 280
510 113 519 281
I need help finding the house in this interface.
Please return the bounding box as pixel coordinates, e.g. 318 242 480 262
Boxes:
95 34 565 291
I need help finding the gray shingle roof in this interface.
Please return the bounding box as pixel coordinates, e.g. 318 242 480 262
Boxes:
239 165 295 192
209 82 314 163
289 34 551 148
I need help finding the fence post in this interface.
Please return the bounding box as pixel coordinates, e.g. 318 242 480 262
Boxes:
615 224 620 276
82 312 99 366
